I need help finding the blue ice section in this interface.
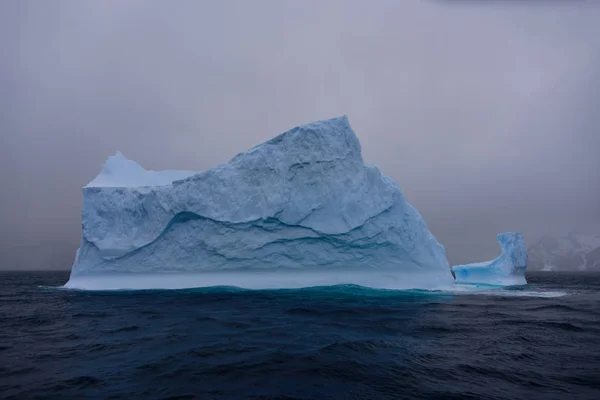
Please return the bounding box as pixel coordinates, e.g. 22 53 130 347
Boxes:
451 233 528 286
66 116 453 290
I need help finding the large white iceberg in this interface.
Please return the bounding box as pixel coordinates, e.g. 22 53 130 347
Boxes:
65 116 454 290
451 233 528 286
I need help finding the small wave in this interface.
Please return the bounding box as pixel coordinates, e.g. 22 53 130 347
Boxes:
526 304 578 312
58 376 104 389
480 290 567 298
107 325 140 334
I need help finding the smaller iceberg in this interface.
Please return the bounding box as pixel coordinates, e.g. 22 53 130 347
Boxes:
451 233 527 286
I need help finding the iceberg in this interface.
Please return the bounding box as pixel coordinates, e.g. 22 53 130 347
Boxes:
451 233 528 286
65 116 454 290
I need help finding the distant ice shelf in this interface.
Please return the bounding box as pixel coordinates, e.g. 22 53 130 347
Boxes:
451 233 528 286
66 116 455 290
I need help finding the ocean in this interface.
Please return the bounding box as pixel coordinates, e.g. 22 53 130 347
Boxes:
1 271 599 400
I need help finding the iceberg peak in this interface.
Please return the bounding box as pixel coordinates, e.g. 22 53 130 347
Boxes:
229 115 362 169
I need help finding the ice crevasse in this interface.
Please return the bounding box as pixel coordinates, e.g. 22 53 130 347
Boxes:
66 116 458 290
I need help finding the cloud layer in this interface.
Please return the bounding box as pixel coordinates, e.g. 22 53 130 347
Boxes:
1 0 599 269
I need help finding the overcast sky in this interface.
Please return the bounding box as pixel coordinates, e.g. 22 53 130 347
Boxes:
1 0 599 270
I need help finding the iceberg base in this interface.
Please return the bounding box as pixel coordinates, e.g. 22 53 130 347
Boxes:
451 266 527 286
64 269 454 291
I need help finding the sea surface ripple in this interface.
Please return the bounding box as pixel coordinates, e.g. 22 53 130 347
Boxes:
1 271 599 399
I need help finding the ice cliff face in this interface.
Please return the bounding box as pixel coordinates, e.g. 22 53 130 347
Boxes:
66 116 452 290
451 233 527 286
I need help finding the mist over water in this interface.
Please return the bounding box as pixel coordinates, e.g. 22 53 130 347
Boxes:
2 1 600 270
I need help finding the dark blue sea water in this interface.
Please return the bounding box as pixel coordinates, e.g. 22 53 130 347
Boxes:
1 271 600 400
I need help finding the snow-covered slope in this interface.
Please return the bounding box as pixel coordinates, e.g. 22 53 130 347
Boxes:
86 151 198 188
66 116 453 290
528 234 600 271
451 233 527 286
